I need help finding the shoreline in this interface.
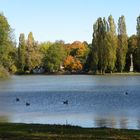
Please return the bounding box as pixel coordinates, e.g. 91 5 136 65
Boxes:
14 71 140 76
0 123 140 140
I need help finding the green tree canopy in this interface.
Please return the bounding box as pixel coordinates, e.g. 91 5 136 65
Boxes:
116 15 128 72
18 33 26 71
43 41 66 72
0 13 16 73
25 32 42 72
136 15 140 71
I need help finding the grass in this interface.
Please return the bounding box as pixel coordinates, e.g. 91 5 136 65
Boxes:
0 123 140 140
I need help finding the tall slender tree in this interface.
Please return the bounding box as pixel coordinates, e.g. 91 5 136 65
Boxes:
18 33 26 71
26 32 42 72
26 32 34 71
91 21 99 73
136 15 140 71
92 17 108 74
116 16 128 72
106 15 117 72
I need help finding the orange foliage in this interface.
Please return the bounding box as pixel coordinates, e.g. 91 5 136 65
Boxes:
63 55 83 72
63 41 88 72
63 55 74 70
72 59 83 71
65 41 88 58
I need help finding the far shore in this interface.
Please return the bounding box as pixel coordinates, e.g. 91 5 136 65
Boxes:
1 71 140 79
15 71 140 76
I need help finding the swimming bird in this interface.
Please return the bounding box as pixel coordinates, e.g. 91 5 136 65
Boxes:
16 98 20 102
125 92 128 95
26 102 30 106
63 100 68 105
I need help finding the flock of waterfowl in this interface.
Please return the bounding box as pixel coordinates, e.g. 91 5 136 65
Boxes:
15 92 129 107
16 97 68 106
16 98 30 106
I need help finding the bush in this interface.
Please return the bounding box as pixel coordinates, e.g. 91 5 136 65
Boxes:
0 66 10 78
10 65 17 73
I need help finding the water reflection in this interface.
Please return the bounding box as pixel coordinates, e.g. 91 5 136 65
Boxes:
1 113 140 129
94 117 117 128
136 120 140 129
0 75 140 129
119 118 128 129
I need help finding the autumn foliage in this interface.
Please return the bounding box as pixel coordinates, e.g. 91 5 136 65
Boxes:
2 12 140 75
63 55 83 72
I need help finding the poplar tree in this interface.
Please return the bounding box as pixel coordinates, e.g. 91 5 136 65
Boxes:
18 33 26 71
136 15 140 71
26 32 34 71
117 16 128 72
91 17 112 74
26 32 42 72
106 15 117 72
91 21 99 73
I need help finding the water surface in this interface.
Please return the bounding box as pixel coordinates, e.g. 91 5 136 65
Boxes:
0 75 140 129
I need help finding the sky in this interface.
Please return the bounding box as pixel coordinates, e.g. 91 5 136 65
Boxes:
0 0 140 43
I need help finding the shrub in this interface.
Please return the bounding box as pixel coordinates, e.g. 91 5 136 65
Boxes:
0 66 10 78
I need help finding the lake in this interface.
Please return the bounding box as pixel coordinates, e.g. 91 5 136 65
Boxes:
0 75 140 129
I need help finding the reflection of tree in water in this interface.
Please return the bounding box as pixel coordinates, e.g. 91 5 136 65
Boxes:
94 118 116 128
95 118 107 127
0 116 9 122
108 118 116 128
137 119 140 129
119 118 128 129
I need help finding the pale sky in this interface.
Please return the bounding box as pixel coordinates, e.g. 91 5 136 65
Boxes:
0 0 140 43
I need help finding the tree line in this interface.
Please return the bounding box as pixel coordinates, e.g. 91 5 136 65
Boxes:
0 13 140 76
90 15 140 74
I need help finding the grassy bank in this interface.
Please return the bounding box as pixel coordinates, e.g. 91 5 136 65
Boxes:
0 123 140 140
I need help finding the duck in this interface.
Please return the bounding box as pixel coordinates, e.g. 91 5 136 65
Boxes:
26 102 30 106
63 100 68 105
16 98 20 102
125 92 128 95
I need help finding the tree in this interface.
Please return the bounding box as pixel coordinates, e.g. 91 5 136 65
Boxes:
64 41 89 72
91 21 99 72
26 32 42 72
43 41 66 72
18 33 26 71
136 15 140 71
0 65 9 78
39 41 52 56
116 16 128 72
0 13 16 73
91 17 109 74
26 32 34 71
106 15 117 72
63 55 83 72
126 35 137 71
91 15 120 74
65 41 89 60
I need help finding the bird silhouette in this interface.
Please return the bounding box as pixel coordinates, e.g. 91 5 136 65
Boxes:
63 100 68 105
26 102 30 106
125 92 128 95
16 98 20 102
